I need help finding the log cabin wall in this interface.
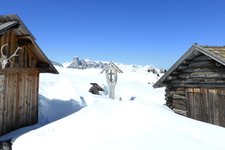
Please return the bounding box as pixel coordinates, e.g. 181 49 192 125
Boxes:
0 30 40 135
164 52 225 119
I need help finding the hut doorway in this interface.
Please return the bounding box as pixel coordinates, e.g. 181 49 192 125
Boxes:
186 88 225 127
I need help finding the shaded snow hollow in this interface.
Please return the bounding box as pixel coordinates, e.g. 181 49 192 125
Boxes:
1 65 225 150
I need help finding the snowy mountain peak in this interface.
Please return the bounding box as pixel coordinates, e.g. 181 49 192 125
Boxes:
66 56 107 69
52 56 165 75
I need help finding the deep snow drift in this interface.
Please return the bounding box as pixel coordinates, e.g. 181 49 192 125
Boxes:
1 65 225 150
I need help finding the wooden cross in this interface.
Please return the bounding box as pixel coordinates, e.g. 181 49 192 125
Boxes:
100 62 123 99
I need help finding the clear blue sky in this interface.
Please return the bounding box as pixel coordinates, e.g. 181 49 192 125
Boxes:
1 0 225 69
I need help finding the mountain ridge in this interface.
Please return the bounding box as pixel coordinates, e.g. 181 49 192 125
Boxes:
51 56 165 74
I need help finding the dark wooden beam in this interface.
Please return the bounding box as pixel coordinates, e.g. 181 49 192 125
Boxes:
17 38 32 47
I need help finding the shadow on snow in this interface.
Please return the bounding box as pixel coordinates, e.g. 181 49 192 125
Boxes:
0 94 85 142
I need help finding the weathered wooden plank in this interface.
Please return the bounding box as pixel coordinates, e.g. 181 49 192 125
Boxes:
33 72 39 123
15 72 20 126
172 82 225 88
24 72 29 126
25 47 28 68
171 79 225 85
23 72 28 126
27 45 38 68
173 99 186 105
27 73 31 124
182 60 191 65
219 91 225 127
186 88 201 120
173 108 187 116
19 48 24 68
11 73 17 130
196 90 203 121
172 103 186 110
212 90 220 125
5 31 10 57
28 52 32 68
4 74 10 132
28 72 34 125
7 74 14 131
189 60 216 68
178 71 225 79
32 72 37 124
29 72 35 124
165 89 185 95
177 64 189 70
181 67 225 73
18 72 24 126
0 75 5 135
192 55 212 62
172 94 186 100
201 89 209 122
3 74 7 133
9 30 14 68
207 89 214 124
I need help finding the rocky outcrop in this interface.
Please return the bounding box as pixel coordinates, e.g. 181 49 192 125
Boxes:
67 57 107 69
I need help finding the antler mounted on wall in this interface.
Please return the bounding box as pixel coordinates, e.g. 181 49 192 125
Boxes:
0 44 22 69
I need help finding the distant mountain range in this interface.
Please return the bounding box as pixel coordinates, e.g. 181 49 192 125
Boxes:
67 57 107 69
51 56 165 74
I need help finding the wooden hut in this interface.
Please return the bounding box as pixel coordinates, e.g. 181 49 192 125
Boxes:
153 43 225 127
89 83 104 95
0 14 58 136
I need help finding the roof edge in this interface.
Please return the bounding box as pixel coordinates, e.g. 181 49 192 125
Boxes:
31 39 59 74
153 44 197 88
0 21 19 35
194 45 225 67
100 61 123 74
0 14 36 40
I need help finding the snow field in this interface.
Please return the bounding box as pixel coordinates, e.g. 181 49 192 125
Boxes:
1 65 225 150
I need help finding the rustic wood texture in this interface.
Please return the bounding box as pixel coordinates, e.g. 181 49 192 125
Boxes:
0 30 40 135
187 88 225 127
0 69 39 135
0 30 38 69
163 52 225 127
164 53 225 88
165 86 187 116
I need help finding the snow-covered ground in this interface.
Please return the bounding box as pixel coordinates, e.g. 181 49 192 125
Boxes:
1 65 225 150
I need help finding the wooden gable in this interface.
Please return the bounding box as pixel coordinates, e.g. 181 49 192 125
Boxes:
154 44 225 88
0 14 58 74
